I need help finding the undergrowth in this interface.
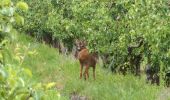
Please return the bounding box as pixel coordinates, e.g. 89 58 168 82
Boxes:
7 33 164 100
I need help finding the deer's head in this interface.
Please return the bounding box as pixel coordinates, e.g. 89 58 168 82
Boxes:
75 39 87 51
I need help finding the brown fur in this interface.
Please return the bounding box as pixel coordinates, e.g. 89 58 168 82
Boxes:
76 40 97 80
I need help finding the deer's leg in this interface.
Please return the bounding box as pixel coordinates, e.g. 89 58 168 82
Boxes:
84 65 89 80
87 67 89 79
93 66 96 80
80 64 83 79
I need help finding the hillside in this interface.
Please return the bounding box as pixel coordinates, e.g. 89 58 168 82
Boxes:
6 33 164 100
1 0 170 100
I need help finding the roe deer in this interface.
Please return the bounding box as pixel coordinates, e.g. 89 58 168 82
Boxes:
75 40 98 80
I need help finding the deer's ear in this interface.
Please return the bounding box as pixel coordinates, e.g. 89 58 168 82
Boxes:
75 39 78 44
75 39 79 44
82 40 87 46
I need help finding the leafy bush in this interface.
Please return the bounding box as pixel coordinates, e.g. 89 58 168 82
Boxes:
13 0 170 78
0 0 59 99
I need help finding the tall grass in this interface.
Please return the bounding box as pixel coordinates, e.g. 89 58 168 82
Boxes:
7 33 165 100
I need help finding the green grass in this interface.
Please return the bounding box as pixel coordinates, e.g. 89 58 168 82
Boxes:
6 33 165 100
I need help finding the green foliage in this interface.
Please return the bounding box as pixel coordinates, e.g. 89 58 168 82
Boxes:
0 0 167 99
0 0 60 99
15 34 162 100
118 0 170 72
14 0 169 84
16 2 28 11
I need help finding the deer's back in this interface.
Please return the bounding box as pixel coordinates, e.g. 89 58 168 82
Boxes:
78 49 97 67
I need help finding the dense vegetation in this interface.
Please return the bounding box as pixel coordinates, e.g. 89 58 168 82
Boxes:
15 0 169 78
0 0 59 99
0 0 170 100
4 33 163 100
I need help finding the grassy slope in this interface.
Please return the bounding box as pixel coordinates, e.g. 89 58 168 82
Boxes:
8 33 164 100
